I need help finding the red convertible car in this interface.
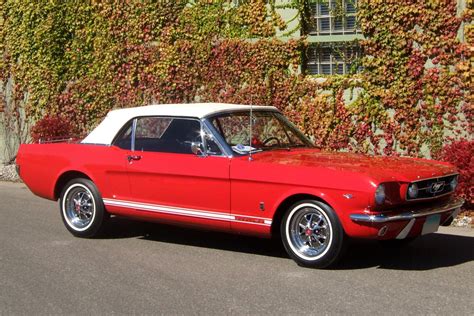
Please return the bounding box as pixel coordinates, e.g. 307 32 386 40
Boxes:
16 103 464 268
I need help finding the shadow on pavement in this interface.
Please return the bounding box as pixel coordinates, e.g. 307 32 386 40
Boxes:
102 217 287 258
337 233 474 270
102 217 474 270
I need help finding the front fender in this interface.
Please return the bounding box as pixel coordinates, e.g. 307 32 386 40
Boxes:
271 186 371 235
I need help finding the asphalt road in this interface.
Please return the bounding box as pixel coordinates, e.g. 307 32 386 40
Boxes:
1 182 473 315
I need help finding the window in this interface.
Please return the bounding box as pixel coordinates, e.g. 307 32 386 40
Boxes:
212 114 251 147
114 121 133 150
304 0 359 36
135 117 171 139
302 0 362 75
305 43 361 75
113 117 222 156
211 111 313 155
134 117 201 154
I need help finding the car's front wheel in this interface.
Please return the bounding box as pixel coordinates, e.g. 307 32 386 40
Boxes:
281 200 345 268
59 178 107 238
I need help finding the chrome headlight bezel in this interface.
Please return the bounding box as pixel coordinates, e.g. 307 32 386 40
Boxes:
407 183 419 199
375 184 386 205
450 176 458 191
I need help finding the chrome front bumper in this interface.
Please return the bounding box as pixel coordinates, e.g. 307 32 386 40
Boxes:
350 197 465 223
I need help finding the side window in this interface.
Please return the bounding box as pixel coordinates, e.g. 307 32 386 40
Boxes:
113 121 133 150
133 117 170 152
134 117 202 154
135 117 171 139
203 125 223 156
114 117 223 155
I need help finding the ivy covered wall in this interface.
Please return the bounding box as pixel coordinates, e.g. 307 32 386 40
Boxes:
0 0 472 161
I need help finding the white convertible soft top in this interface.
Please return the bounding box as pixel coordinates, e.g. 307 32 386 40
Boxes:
81 103 277 145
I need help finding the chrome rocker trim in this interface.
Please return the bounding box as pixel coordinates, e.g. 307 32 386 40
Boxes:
103 198 273 227
350 197 464 223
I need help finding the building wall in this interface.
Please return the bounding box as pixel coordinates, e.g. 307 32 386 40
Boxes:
0 77 29 165
274 0 300 39
276 0 469 75
0 112 5 165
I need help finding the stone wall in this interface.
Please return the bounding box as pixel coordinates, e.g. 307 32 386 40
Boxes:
0 78 31 165
0 112 7 164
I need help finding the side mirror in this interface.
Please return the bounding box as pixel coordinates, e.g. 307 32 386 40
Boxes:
191 142 206 156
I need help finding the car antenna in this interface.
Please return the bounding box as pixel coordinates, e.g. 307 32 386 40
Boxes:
249 99 253 162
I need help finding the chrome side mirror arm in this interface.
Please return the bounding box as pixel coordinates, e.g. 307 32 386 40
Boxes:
191 142 207 157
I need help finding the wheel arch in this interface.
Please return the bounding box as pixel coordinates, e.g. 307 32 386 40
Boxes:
271 193 338 237
54 170 93 200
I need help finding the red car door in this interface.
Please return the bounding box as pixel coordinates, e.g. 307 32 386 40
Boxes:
118 117 231 230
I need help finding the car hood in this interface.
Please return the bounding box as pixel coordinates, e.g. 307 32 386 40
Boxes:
251 149 456 183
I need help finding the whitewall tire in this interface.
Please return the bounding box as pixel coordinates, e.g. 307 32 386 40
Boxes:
281 200 345 268
59 178 107 238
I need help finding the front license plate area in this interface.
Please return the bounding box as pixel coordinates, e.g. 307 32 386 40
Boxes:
421 214 441 235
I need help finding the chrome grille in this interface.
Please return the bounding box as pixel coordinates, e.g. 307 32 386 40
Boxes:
406 174 458 200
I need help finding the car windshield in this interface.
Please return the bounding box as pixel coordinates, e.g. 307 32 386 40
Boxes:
210 111 314 155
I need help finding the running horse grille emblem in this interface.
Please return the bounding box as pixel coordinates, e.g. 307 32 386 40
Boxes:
430 181 445 194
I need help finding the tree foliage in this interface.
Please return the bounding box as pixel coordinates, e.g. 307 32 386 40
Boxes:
0 0 472 158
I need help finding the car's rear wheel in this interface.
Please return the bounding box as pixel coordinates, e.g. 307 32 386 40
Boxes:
281 200 345 268
60 178 107 238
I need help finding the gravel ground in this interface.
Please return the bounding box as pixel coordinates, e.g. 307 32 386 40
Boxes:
0 164 20 182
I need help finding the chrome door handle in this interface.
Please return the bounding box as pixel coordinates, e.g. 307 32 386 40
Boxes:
127 155 142 162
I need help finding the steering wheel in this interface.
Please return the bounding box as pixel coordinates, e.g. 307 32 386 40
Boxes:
262 137 281 147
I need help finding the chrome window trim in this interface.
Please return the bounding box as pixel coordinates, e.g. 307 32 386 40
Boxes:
131 118 137 151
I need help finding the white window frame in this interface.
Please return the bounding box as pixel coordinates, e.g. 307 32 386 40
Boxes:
305 0 359 36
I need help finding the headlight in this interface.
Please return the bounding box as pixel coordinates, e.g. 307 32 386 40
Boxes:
407 183 418 199
375 184 386 205
450 176 458 191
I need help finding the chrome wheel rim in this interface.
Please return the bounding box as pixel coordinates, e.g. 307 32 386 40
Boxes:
288 205 332 260
63 184 95 231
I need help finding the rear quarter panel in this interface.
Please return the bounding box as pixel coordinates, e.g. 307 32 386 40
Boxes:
17 144 69 200
17 143 128 201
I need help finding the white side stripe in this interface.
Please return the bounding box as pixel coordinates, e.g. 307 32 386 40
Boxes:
103 198 272 227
